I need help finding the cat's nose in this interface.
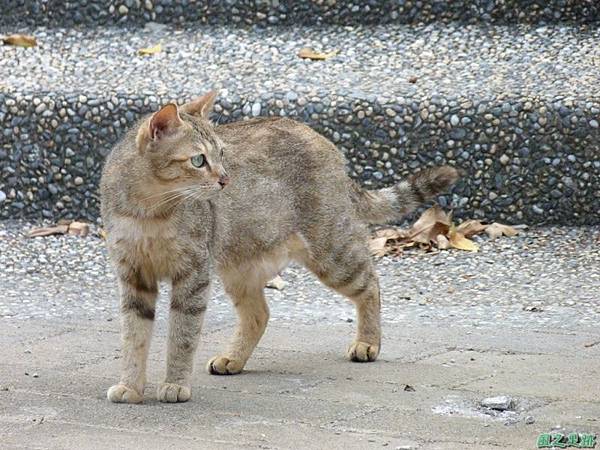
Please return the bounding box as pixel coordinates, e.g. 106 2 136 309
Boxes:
218 174 230 188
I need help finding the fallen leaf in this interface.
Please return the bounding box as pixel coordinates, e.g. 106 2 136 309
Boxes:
297 47 337 60
456 219 488 238
27 224 69 238
407 75 418 83
369 236 389 257
28 221 89 238
2 34 37 47
98 228 108 240
408 205 451 244
67 221 89 237
138 43 161 56
448 226 479 252
266 275 286 290
436 234 450 250
374 228 410 240
485 222 519 240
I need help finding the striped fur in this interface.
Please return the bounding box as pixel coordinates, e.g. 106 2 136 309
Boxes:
351 166 459 224
101 91 459 404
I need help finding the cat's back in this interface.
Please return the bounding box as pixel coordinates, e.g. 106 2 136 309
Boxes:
216 117 346 173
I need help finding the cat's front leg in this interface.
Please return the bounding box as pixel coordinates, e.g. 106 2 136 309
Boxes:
157 269 210 403
107 273 158 404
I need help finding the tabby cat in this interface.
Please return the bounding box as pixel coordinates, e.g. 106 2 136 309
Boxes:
100 91 458 403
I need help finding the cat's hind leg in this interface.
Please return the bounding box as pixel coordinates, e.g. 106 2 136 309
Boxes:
301 237 381 362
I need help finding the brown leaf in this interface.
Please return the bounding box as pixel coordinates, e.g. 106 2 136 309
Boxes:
374 227 411 240
485 222 519 240
436 234 450 250
2 34 37 48
28 221 89 238
407 75 418 83
369 236 389 257
138 43 161 56
297 47 337 60
98 228 108 240
408 205 451 245
456 219 488 238
27 224 69 238
67 221 89 237
448 226 479 252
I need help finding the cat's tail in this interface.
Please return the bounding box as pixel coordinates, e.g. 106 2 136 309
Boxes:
351 166 459 224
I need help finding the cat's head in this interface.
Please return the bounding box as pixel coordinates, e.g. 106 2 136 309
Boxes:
135 91 229 202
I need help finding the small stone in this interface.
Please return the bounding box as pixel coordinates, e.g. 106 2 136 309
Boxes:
35 103 47 114
0 191 5 203
144 0 153 10
74 177 84 186
590 120 599 128
385 108 396 117
32 373 39 378
251 102 261 117
266 275 286 290
525 416 535 424
450 115 459 126
118 5 129 14
481 395 513 411
500 154 510 165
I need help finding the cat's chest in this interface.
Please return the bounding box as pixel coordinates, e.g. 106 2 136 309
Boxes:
109 216 186 277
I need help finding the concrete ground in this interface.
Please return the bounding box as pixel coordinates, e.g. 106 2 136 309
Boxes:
1 221 599 449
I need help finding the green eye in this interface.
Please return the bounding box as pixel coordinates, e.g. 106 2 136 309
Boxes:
190 154 205 168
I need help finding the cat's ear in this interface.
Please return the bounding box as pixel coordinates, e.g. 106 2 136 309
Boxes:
181 90 217 119
149 103 183 141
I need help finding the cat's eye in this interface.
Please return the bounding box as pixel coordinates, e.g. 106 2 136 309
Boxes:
190 154 205 168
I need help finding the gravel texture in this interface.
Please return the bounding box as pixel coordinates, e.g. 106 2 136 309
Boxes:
1 220 599 332
1 24 599 224
1 0 599 28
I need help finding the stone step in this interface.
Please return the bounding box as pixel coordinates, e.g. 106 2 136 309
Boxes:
1 0 599 28
1 23 599 224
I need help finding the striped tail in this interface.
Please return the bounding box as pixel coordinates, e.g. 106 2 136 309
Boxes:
351 166 459 224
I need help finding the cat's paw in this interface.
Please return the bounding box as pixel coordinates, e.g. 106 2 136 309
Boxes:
157 383 191 403
207 355 244 375
107 384 144 404
347 341 379 362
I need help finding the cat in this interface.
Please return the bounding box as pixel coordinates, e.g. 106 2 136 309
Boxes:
100 90 458 403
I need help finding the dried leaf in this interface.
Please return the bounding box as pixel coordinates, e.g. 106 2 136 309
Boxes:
485 223 519 240
68 221 89 237
98 228 108 240
408 205 451 244
407 75 418 83
374 228 410 240
369 236 389 257
448 226 479 252
266 275 286 290
456 219 488 238
138 43 161 56
436 234 450 250
28 221 89 238
297 47 337 60
2 34 37 48
27 224 69 238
